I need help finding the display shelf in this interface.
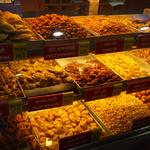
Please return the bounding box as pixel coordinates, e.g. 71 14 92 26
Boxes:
0 11 150 150
0 33 150 62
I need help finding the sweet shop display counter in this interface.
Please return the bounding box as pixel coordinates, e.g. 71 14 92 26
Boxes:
0 10 150 150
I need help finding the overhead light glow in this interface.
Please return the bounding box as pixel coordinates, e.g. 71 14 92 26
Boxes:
140 26 150 31
53 31 64 37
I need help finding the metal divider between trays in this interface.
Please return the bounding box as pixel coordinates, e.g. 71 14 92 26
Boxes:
80 100 113 137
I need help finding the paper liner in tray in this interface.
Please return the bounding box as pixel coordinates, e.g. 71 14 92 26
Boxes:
96 51 150 81
17 79 75 97
27 101 103 150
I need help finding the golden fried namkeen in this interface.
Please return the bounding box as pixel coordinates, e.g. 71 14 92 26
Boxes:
87 93 150 135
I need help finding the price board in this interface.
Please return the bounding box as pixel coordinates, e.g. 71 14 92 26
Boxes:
95 38 124 54
28 92 74 111
126 77 150 93
44 41 78 59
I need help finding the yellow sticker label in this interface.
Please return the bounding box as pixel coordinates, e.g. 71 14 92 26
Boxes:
113 82 123 96
79 40 90 56
124 37 134 50
63 92 74 106
13 43 27 60
8 99 22 116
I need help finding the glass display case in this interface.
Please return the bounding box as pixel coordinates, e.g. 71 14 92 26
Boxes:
0 1 150 150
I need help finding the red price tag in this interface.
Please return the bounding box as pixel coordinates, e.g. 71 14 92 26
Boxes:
59 131 91 150
95 38 124 54
84 84 114 101
0 43 12 62
137 34 150 48
59 128 100 150
127 77 150 93
0 100 9 116
28 93 63 111
44 41 78 59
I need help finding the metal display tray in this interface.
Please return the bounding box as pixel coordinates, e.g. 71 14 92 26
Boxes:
71 15 143 37
56 55 123 94
27 102 104 150
95 51 150 80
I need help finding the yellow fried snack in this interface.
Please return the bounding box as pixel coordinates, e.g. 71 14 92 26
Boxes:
97 53 150 79
29 102 99 150
87 93 150 135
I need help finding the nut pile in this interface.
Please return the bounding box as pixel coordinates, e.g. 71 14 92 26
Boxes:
131 48 150 64
26 14 92 39
0 113 39 150
97 53 150 80
87 93 150 135
9 58 72 90
29 102 99 150
73 16 136 36
64 60 121 87
133 90 150 109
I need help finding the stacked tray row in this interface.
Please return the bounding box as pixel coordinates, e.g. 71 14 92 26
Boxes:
1 93 150 150
0 49 150 99
1 10 150 42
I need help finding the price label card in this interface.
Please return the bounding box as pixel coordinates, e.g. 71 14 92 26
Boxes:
127 77 150 93
44 41 78 59
28 93 63 111
137 34 150 48
84 84 114 101
112 82 123 96
59 128 100 150
96 38 124 54
13 43 27 60
0 43 12 62
78 40 90 56
59 131 91 150
8 99 22 116
123 37 135 50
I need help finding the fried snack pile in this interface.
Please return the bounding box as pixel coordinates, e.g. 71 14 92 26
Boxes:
29 102 99 150
131 48 150 64
87 93 150 135
0 66 21 96
0 11 37 41
73 16 135 36
0 113 38 150
97 53 150 79
26 14 92 39
64 60 121 87
133 90 150 109
109 16 150 32
9 58 72 90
